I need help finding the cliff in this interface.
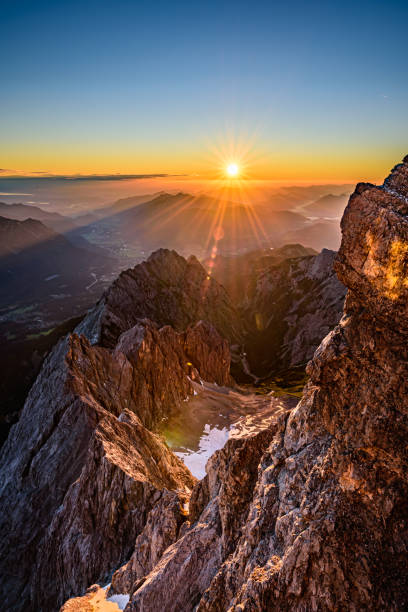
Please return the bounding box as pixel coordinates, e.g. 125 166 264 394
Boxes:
241 247 346 376
106 158 408 610
0 251 238 611
3 156 408 611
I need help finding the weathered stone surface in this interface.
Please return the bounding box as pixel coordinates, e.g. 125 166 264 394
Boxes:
242 248 346 375
123 406 288 611
112 157 408 611
68 319 232 432
109 489 187 596
76 248 243 348
208 244 345 378
0 251 237 611
0 326 196 611
33 408 192 611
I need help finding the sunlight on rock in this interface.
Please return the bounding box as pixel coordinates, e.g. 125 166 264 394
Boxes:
363 231 408 300
385 239 408 299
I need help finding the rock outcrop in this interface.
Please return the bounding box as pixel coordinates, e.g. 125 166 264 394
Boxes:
0 251 238 611
77 248 243 348
243 248 346 375
212 246 346 377
102 157 408 610
120 406 289 612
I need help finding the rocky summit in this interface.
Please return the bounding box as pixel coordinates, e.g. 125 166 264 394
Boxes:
0 250 239 611
67 157 408 611
1 158 408 611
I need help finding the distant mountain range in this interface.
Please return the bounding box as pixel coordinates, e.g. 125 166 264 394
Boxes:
0 183 352 260
280 218 342 251
0 215 116 314
301 192 349 218
200 183 353 209
102 191 166 214
0 201 79 234
0 201 109 256
89 191 310 256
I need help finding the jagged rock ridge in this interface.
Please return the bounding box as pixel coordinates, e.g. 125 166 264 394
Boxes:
77 248 243 348
0 250 239 611
101 157 408 610
210 245 346 377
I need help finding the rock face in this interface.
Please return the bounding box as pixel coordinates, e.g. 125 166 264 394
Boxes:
207 244 318 306
77 248 243 348
0 250 238 611
103 157 408 610
219 247 346 377
122 407 289 612
4 158 408 612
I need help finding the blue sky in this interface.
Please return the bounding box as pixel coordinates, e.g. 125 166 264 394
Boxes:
1 0 408 179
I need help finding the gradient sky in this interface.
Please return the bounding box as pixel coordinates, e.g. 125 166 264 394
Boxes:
1 0 408 181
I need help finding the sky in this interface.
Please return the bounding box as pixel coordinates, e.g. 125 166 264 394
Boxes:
1 0 408 182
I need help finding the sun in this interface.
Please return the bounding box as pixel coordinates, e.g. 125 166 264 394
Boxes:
226 163 239 177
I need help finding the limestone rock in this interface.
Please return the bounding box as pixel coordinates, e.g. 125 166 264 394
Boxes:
76 248 243 348
243 248 346 375
0 250 237 611
123 405 289 611
119 157 408 611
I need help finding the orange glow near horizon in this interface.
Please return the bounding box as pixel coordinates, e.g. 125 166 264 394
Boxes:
0 135 404 185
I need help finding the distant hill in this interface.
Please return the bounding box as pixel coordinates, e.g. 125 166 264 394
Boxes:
0 216 115 307
280 219 341 251
97 191 308 255
101 192 166 215
301 193 349 218
0 201 77 233
0 201 113 256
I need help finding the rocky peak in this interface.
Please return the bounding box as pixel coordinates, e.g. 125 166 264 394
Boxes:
0 250 238 611
383 155 408 202
336 160 408 328
97 156 408 611
77 248 243 348
304 247 337 280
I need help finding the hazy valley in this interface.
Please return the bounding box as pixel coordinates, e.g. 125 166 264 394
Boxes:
0 181 348 445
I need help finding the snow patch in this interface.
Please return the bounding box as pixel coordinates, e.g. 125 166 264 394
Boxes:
107 594 130 610
175 424 229 479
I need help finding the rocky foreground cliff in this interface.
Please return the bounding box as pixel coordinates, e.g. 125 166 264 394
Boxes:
0 251 240 611
2 158 408 611
65 157 408 611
